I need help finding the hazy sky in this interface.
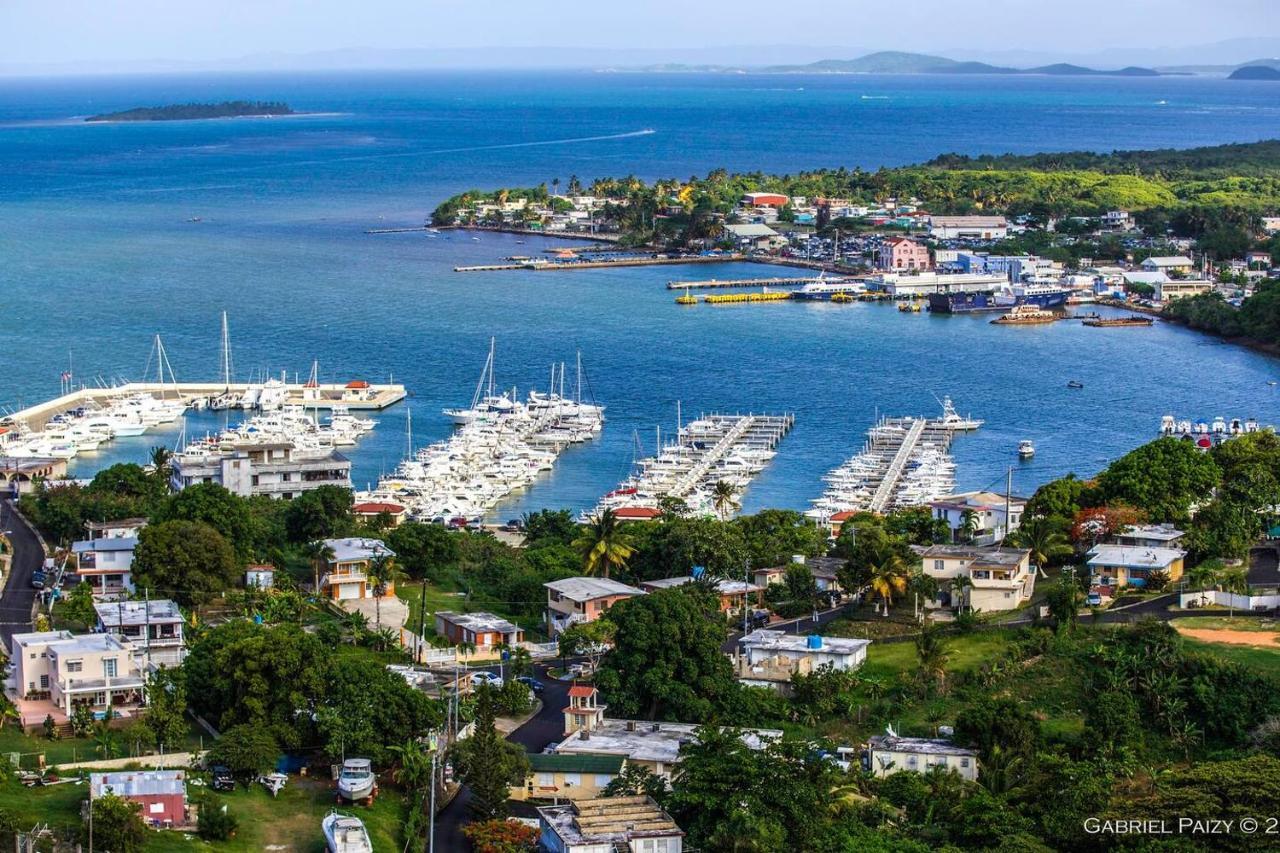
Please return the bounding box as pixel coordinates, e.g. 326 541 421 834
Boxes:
2 0 1277 68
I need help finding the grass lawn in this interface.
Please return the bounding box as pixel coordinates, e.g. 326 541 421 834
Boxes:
0 720 208 771
1182 638 1280 680
0 773 409 853
396 580 545 642
1171 616 1280 633
859 629 1015 683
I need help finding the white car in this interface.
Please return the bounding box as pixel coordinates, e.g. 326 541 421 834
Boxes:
470 671 504 689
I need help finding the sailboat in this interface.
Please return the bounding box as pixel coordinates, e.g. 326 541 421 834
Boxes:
443 337 516 425
209 312 242 410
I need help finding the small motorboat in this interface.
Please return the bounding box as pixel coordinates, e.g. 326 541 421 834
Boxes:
258 772 288 798
1066 380 1084 389
1019 440 1036 458
336 759 376 803
323 813 373 853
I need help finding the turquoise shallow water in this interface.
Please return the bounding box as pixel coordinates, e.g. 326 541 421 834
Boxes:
2 71 1279 515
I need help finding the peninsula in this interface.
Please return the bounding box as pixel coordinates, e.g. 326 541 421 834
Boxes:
84 100 295 122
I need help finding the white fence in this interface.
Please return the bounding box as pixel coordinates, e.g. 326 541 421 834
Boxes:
396 628 559 665
1179 589 1280 611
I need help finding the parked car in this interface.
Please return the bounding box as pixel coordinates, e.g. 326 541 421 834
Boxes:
502 518 525 532
210 765 236 792
515 675 545 695
470 671 504 689
29 571 46 590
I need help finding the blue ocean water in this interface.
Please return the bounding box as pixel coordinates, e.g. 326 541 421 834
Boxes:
2 71 1279 515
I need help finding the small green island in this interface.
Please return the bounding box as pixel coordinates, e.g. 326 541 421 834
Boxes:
84 100 295 122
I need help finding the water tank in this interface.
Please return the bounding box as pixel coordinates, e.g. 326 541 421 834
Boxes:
807 635 823 650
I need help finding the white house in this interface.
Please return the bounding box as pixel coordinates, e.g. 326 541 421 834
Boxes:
537 796 684 853
736 631 870 693
866 734 979 781
928 216 1008 240
929 491 1027 545
94 599 186 668
918 545 1035 612
71 536 139 599
1141 255 1195 274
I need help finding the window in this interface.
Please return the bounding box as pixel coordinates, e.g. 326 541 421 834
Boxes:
563 773 581 787
536 772 554 787
39 675 49 690
103 658 118 678
149 803 165 815
933 560 943 572
66 661 83 673
960 758 970 768
595 774 614 788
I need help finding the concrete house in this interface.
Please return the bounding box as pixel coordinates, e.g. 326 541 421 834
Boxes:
90 770 189 829
1141 255 1195 274
639 576 762 615
1114 524 1186 550
1154 279 1214 302
544 577 645 638
94 599 186 668
513 752 626 803
433 611 523 648
1087 544 1185 593
753 555 843 595
929 491 1027 545
736 631 870 693
318 538 395 601
537 796 684 853
866 734 979 782
918 545 1035 612
564 684 608 737
552 719 782 781
9 631 146 728
877 237 933 271
169 442 351 499
70 536 139 599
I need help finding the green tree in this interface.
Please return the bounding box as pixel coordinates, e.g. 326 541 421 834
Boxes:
602 763 670 799
387 522 459 581
198 800 238 841
1094 437 1221 523
207 724 280 777
731 509 826 567
59 580 98 629
572 509 635 579
139 670 188 752
154 482 256 559
1011 515 1073 568
1044 576 1083 633
711 480 741 521
595 586 738 721
914 623 950 694
283 485 353 543
450 686 529 820
86 794 148 853
131 520 239 606
304 540 335 598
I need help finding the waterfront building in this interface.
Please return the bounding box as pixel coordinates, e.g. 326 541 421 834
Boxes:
876 237 932 271
318 537 395 601
537 796 684 853
1154 279 1214 302
865 734 979 781
929 491 1027 545
1141 255 1195 274
8 631 146 728
544 577 645 638
724 222 784 250
433 611 524 648
928 216 1008 240
94 599 186 668
0 456 68 496
736 631 870 693
917 545 1035 612
869 271 1009 298
169 443 351 499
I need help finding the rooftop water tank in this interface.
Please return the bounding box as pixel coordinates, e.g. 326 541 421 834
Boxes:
807 635 823 650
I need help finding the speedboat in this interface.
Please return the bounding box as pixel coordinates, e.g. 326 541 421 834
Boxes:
1066 380 1084 389
322 813 373 853
336 758 376 802
1018 440 1035 459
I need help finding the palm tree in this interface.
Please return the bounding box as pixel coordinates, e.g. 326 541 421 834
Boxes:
305 541 336 598
148 446 173 488
1219 566 1249 617
0 700 19 730
572 509 635 579
869 551 908 616
711 480 741 521
914 623 950 694
959 509 981 543
950 576 974 615
1186 562 1220 592
1012 516 1073 570
367 552 403 633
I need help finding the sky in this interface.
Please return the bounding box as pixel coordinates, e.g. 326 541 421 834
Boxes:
1 0 1278 72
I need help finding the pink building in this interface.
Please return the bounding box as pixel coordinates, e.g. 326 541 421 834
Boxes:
878 237 932 271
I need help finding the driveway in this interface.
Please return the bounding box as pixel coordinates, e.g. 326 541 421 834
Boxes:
338 594 409 633
0 499 41 650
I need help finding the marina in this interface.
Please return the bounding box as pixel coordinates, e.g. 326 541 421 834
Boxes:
665 275 861 290
592 410 795 519
357 343 605 522
806 398 981 521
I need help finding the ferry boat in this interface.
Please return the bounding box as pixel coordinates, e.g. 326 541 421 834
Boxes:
792 279 867 301
928 281 1069 315
991 305 1061 325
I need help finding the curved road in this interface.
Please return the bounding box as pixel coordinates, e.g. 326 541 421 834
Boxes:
0 499 40 650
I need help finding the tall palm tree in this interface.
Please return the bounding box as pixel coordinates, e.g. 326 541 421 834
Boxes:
914 623 949 694
367 552 403 633
959 509 981 543
305 541 336 598
1012 516 1073 570
148 446 173 489
869 550 908 616
711 480 741 522
572 509 635 579
950 576 974 615
1219 566 1249 617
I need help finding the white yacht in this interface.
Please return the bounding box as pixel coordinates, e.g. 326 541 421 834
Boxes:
336 759 376 803
322 813 373 853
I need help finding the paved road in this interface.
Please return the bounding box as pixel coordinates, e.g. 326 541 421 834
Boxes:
0 499 40 650
431 660 570 850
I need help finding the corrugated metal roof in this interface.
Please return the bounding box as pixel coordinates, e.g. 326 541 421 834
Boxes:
528 752 624 774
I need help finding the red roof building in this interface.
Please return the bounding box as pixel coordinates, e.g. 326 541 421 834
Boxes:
612 506 661 521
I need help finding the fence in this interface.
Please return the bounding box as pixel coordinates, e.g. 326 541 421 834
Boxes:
1179 589 1280 611
396 629 560 665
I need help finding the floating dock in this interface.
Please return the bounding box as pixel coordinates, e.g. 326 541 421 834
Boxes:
3 382 406 433
807 399 981 520
592 412 794 519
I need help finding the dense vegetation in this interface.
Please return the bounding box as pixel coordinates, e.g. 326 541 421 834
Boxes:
85 101 294 122
1163 277 1280 345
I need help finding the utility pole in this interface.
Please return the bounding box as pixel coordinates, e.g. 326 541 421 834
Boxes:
417 580 428 664
144 587 152 671
1004 467 1013 547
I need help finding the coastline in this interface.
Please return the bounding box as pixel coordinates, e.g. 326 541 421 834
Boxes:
436 224 621 243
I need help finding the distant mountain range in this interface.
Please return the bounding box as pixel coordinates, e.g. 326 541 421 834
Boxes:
755 51 1163 76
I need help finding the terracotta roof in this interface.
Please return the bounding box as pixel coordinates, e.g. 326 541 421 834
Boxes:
613 507 661 520
353 501 405 514
568 685 596 698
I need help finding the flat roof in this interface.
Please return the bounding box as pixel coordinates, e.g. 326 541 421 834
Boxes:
537 796 682 845
725 223 779 238
1143 255 1194 266
71 537 138 553
868 735 977 757
1117 524 1186 542
91 770 186 799
321 537 395 563
740 629 870 656
95 599 183 627
640 576 762 595
1087 545 1186 569
553 719 782 766
929 491 1029 511
930 215 1007 226
85 518 147 531
435 611 520 635
917 545 1029 566
48 633 128 656
545 577 645 602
